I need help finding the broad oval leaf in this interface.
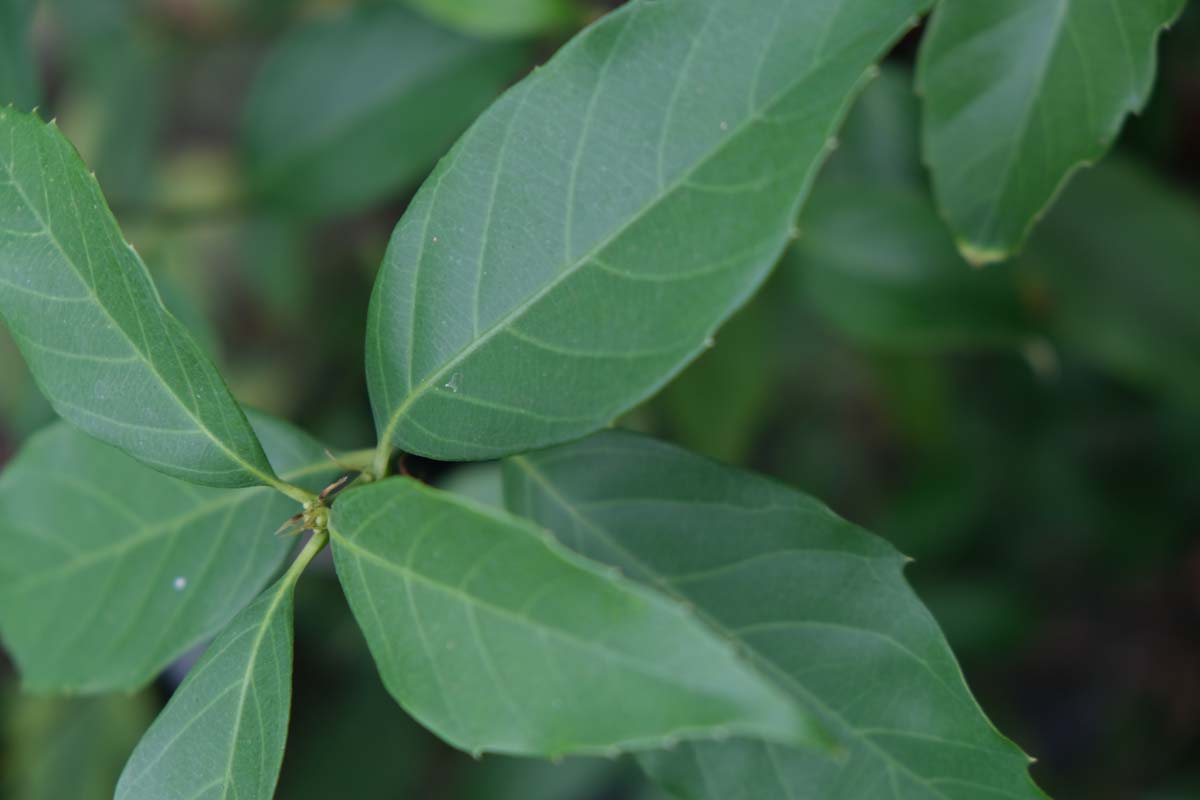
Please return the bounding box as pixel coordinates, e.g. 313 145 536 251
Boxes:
0 413 337 692
329 477 828 757
242 6 528 218
406 0 577 38
367 0 929 461
504 431 1048 800
0 108 276 487
115 570 300 800
917 0 1186 264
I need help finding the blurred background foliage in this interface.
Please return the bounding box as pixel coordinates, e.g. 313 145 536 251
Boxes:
0 1 1198 798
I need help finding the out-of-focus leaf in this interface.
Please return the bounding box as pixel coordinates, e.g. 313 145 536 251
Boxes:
1023 158 1200 402
438 461 504 508
405 0 578 38
3 692 153 800
0 0 38 110
65 44 168 209
278 578 435 800
453 755 621 800
367 0 930 462
330 477 828 757
505 431 1046 800
0 110 277 487
794 183 1036 351
655 293 773 464
242 6 528 218
0 328 52 438
115 570 301 800
820 65 922 190
918 0 1187 263
0 413 336 693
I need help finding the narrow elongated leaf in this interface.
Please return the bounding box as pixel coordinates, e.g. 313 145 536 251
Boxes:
115 570 301 800
0 0 38 110
917 0 1186 263
505 432 1047 800
405 0 577 38
367 0 929 461
329 477 828 757
242 6 528 218
0 108 277 487
0 413 337 693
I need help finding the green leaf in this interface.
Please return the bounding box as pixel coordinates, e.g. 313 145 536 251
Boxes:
366 0 929 461
1022 158 1200 402
329 477 828 757
242 6 528 218
3 692 153 800
0 413 336 693
0 0 39 110
917 0 1186 263
795 64 1037 351
405 0 577 38
115 562 305 800
504 431 1047 800
0 108 278 488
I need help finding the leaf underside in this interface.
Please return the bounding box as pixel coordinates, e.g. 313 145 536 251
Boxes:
504 431 1048 800
367 0 930 460
0 412 337 693
330 477 828 758
917 0 1186 262
115 575 298 800
242 5 528 218
0 108 275 487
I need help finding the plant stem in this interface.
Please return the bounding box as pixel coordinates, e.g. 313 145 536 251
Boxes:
283 529 328 586
372 444 393 482
267 477 318 506
332 448 378 474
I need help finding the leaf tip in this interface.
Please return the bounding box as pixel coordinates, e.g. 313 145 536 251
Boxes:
956 240 1009 268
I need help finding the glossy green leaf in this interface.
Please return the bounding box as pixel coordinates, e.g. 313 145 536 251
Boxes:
367 0 929 461
242 6 527 218
1022 158 1200 402
405 0 577 38
0 413 337 693
3 692 153 800
0 0 38 110
0 109 277 488
329 477 828 757
918 0 1186 263
115 565 304 800
505 431 1047 800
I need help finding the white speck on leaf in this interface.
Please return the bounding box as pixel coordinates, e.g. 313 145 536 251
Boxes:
444 373 461 393
172 576 187 591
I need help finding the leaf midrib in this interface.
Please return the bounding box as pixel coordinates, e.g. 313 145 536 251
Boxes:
376 4 835 447
329 522 792 715
6 459 331 594
0 134 274 485
509 456 1006 800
